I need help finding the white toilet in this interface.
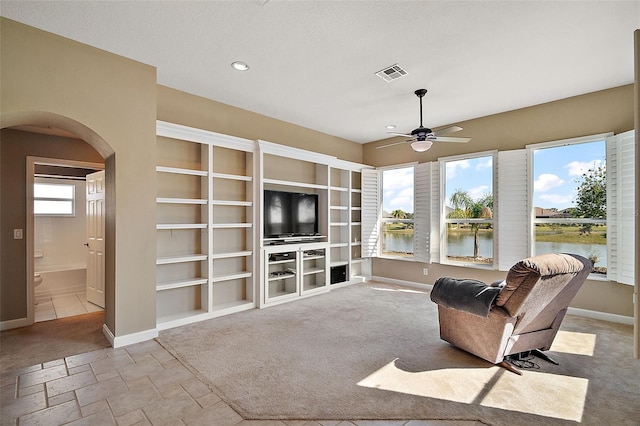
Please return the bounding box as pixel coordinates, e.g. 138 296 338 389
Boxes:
34 273 43 288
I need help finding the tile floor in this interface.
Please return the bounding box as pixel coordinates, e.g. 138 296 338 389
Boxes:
35 293 103 322
0 339 486 426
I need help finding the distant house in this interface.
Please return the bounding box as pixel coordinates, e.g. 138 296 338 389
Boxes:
534 207 572 219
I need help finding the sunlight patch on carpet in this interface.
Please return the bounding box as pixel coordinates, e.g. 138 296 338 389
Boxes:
357 358 502 404
480 370 588 422
358 358 588 422
550 330 596 356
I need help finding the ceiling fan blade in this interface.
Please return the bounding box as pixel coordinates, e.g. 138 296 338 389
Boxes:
376 140 411 149
433 125 463 136
387 131 413 138
432 136 471 143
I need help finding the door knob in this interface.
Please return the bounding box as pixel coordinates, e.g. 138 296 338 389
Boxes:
84 243 90 247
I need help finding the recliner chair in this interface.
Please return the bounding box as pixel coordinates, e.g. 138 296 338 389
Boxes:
430 253 591 374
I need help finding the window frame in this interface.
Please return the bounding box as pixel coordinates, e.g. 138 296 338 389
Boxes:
527 132 611 279
378 163 416 260
439 150 497 269
34 180 76 217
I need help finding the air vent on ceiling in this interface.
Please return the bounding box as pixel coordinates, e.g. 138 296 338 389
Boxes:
375 64 408 82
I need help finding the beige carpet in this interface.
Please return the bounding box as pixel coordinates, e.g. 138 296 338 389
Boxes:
0 311 110 373
158 282 640 425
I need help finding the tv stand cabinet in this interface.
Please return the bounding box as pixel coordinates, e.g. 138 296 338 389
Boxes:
261 242 328 307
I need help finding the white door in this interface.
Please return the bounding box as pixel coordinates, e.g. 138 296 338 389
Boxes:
86 171 105 308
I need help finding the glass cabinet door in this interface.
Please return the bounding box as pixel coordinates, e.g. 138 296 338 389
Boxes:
301 248 326 293
266 251 298 301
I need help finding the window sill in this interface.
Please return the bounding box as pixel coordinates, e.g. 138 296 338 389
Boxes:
379 255 415 262
440 260 495 270
586 273 634 285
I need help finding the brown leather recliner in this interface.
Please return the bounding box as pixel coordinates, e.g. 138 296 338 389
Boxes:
431 253 591 374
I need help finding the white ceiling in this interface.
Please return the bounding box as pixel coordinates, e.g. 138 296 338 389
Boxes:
1 1 638 144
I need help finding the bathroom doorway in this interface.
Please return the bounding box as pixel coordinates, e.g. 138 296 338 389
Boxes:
27 157 105 323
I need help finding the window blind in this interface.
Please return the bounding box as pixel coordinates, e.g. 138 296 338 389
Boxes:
607 130 635 284
497 149 529 270
361 168 380 258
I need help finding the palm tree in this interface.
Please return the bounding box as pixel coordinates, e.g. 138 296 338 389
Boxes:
448 189 493 259
388 209 408 231
391 209 407 219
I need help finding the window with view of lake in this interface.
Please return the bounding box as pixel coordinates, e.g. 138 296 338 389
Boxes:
443 155 494 265
381 167 415 257
532 139 607 273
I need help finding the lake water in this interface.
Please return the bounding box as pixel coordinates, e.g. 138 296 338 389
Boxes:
383 232 607 267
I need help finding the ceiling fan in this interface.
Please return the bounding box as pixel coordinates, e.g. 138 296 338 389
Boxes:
377 89 470 152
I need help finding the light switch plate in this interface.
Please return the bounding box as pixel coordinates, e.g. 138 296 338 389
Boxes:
13 229 23 239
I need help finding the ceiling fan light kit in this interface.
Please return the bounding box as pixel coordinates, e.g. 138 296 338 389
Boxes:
411 140 433 152
377 89 471 152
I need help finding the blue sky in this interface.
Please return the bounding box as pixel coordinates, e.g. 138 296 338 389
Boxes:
382 167 414 214
532 140 605 210
382 139 606 213
444 156 493 208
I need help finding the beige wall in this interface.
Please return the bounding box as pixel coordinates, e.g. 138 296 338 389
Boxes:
157 86 363 164
364 85 636 318
0 18 157 336
365 85 634 166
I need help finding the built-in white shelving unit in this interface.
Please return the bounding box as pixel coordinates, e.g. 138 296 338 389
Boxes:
328 160 371 285
256 140 333 307
155 124 372 326
256 142 371 307
155 121 255 330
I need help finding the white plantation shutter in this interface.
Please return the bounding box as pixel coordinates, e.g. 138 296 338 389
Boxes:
607 130 635 284
497 149 529 270
430 162 441 263
413 162 431 263
361 168 380 258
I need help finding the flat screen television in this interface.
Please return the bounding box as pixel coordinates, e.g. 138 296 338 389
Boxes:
264 190 319 238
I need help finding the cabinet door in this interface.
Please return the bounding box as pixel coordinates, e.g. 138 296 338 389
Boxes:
265 250 298 302
301 248 326 293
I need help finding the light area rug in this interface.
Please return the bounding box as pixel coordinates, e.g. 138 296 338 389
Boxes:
158 283 640 425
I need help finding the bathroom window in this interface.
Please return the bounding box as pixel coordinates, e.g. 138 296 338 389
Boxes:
34 183 75 216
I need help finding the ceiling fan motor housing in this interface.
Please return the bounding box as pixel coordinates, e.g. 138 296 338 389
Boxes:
411 126 434 140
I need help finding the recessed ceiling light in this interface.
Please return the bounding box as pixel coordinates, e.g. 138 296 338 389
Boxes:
231 61 249 71
385 125 396 130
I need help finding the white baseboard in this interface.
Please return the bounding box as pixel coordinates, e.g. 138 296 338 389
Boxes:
567 307 634 325
35 284 85 299
370 276 634 326
369 275 433 291
0 317 30 331
103 324 158 348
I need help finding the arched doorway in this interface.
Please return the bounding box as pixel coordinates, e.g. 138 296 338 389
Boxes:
0 112 114 335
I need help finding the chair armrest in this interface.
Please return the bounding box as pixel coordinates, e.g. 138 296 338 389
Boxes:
430 277 502 317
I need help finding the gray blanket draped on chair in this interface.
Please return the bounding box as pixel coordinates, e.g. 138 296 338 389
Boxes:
430 277 502 317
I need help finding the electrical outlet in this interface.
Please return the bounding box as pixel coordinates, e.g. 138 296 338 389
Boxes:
423 268 428 276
